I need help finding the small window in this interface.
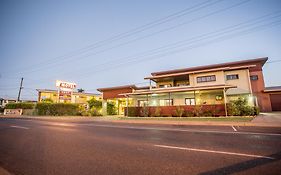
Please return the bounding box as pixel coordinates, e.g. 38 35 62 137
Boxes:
185 98 195 105
159 84 171 88
197 75 216 83
226 74 239 80
159 99 173 106
138 100 148 107
250 75 258 81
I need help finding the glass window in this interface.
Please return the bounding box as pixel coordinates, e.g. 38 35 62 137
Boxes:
159 99 173 106
250 75 258 81
197 75 216 83
138 100 148 107
185 98 195 105
159 84 171 88
226 74 239 80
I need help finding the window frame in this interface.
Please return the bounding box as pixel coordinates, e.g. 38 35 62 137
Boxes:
226 74 239 80
185 98 195 105
159 99 173 106
138 100 148 107
250 75 258 81
197 75 216 83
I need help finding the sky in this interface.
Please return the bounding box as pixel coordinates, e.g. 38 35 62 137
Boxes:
0 0 281 101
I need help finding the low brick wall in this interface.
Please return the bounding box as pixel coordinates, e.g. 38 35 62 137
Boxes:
125 104 226 117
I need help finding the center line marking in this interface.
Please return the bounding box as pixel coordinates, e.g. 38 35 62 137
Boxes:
154 144 275 160
232 126 237 132
10 125 29 130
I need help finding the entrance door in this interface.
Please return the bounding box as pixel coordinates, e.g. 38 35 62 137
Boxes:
270 94 281 111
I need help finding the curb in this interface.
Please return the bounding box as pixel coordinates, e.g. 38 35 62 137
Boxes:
1 115 281 128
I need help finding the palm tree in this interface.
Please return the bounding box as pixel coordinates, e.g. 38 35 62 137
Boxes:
77 88 85 93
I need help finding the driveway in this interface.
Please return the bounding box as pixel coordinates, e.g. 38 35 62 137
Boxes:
252 112 281 127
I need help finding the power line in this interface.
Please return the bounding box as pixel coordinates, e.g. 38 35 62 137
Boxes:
14 10 281 85
4 0 223 74
62 11 281 80
73 17 281 80
13 0 250 76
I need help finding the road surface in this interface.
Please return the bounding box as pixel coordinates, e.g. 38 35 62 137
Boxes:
0 118 281 175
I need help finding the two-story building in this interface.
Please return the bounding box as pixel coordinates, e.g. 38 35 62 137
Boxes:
98 57 281 116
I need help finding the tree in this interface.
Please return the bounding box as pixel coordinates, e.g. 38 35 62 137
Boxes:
77 88 85 93
87 97 102 110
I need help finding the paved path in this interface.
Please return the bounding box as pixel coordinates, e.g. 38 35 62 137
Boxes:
0 118 281 175
252 112 281 126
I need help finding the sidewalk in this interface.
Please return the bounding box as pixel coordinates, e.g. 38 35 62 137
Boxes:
1 115 281 127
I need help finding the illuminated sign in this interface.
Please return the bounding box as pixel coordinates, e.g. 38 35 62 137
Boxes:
56 80 77 101
56 80 77 89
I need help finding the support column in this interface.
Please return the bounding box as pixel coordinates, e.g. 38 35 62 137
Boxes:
102 99 107 116
126 96 129 117
223 88 228 117
168 92 171 106
146 94 149 106
193 90 196 105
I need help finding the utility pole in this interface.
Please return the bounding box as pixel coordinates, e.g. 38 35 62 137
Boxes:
17 77 24 102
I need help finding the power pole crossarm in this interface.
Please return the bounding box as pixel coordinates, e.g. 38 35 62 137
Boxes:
17 77 24 102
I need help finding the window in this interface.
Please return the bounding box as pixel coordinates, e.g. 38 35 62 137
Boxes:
159 84 171 88
185 98 195 105
250 75 258 81
226 74 239 80
159 99 173 106
138 100 148 107
197 75 216 83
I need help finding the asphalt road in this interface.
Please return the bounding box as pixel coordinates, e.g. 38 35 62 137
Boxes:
0 118 281 175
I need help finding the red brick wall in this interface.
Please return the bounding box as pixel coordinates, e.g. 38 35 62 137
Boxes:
249 66 272 112
126 105 226 117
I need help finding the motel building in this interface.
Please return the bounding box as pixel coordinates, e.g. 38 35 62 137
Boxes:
98 57 281 116
37 81 101 106
37 89 100 105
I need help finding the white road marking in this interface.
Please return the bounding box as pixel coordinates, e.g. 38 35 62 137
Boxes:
232 126 237 132
10 125 29 130
154 144 275 160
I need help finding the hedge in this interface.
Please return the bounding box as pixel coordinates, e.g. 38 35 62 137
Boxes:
35 103 79 116
5 102 35 109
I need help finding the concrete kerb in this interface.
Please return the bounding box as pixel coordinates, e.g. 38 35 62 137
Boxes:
1 115 281 127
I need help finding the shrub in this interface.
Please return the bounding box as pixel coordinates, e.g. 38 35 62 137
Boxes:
153 107 162 117
5 102 35 109
88 97 102 110
89 107 102 116
140 106 149 117
35 103 79 116
107 101 117 115
185 111 194 117
127 107 137 117
193 105 203 117
227 97 260 116
175 106 184 117
201 110 213 117
0 107 4 113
